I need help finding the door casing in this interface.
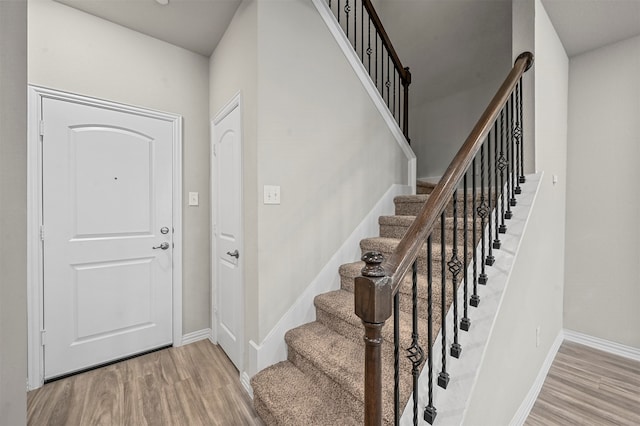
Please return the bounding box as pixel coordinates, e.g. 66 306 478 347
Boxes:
26 85 183 390
211 92 245 372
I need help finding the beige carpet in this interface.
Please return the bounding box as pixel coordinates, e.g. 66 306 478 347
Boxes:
251 187 479 425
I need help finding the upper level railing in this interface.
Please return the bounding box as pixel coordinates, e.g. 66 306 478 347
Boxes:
354 52 534 425
327 0 412 141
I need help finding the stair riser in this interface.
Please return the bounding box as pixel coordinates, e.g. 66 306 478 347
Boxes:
380 223 480 243
359 246 473 276
394 200 477 217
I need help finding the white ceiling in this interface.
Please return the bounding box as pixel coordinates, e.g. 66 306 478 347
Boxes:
541 0 640 57
54 0 241 57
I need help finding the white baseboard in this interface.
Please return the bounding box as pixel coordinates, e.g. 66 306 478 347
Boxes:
564 329 640 362
181 328 213 346
246 184 411 379
240 371 253 399
509 329 564 426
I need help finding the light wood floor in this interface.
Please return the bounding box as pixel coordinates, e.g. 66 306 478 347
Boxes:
526 341 640 426
27 340 263 426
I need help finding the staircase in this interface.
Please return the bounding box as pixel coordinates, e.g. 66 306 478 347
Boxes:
251 186 475 425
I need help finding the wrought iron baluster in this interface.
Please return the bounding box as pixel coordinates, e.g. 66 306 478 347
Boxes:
394 291 400 426
518 78 526 184
360 1 364 62
407 260 423 425
393 69 396 118
486 129 495 264
438 212 450 388
338 0 340 23
470 157 480 306
478 140 488 285
461 171 471 330
514 79 523 194
424 236 437 424
345 0 350 37
367 20 371 74
508 92 517 210
492 121 501 250
499 109 507 234
386 53 391 108
449 190 462 358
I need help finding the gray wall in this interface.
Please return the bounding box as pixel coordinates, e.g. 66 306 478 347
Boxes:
0 1 28 423
564 34 640 348
28 0 211 334
465 0 568 422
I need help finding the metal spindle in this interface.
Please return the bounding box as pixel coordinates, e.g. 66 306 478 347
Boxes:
408 260 423 425
360 1 364 62
449 190 462 358
394 291 400 426
438 212 450 388
337 0 340 23
345 0 349 37
461 171 471 330
470 157 480 306
424 236 437 424
386 53 391 108
508 92 517 210
486 129 495 265
499 109 507 234
492 121 501 250
367 20 371 74
519 79 526 184
478 140 488 285
514 80 522 194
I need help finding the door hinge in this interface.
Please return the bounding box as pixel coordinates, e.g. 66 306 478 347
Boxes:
39 120 45 137
40 225 45 241
40 330 46 346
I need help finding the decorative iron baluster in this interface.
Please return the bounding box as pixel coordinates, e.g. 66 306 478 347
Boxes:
461 171 471 330
367 20 371 73
492 120 501 250
337 0 340 23
470 157 480 306
360 1 364 62
344 0 350 37
514 79 523 194
485 123 500 256
449 190 462 358
508 91 517 210
518 78 526 184
394 290 400 426
407 260 424 425
424 236 437 424
498 109 507 234
386 54 391 108
478 140 488 285
438 212 450 388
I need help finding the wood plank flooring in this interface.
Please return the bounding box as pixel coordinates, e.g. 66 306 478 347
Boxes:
27 340 263 426
526 341 640 426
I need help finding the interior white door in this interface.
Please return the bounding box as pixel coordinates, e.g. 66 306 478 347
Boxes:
213 99 243 370
42 97 174 380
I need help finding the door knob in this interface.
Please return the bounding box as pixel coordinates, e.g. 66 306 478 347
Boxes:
153 242 170 250
226 249 239 259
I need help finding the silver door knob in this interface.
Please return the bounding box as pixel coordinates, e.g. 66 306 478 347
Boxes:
226 249 239 259
153 242 170 250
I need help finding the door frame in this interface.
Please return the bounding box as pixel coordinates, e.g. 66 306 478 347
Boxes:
210 92 244 370
26 85 183 390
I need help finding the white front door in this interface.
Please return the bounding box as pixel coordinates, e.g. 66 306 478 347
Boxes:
213 96 244 370
42 97 174 380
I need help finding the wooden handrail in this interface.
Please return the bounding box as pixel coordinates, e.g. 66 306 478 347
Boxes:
385 52 533 294
362 0 410 84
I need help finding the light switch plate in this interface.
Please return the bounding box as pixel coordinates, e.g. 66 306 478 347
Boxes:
264 185 281 205
188 192 199 206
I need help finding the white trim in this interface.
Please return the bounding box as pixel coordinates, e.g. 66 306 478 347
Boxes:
181 328 213 346
244 184 412 380
26 85 183 389
240 371 253 399
563 329 640 362
211 92 245 370
509 330 564 426
311 0 416 191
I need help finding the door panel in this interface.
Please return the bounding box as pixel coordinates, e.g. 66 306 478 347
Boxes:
214 101 243 370
42 98 173 379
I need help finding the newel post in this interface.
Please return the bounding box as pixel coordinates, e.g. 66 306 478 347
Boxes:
355 252 392 425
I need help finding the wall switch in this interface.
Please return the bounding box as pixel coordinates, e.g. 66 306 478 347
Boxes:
552 175 558 185
264 185 281 205
188 192 199 206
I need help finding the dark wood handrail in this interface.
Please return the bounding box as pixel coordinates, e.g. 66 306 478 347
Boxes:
385 52 533 293
361 0 410 84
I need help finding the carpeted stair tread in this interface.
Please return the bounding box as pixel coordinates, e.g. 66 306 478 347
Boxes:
416 179 437 194
394 194 480 217
285 322 411 425
251 360 360 425
314 289 438 359
379 214 482 240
